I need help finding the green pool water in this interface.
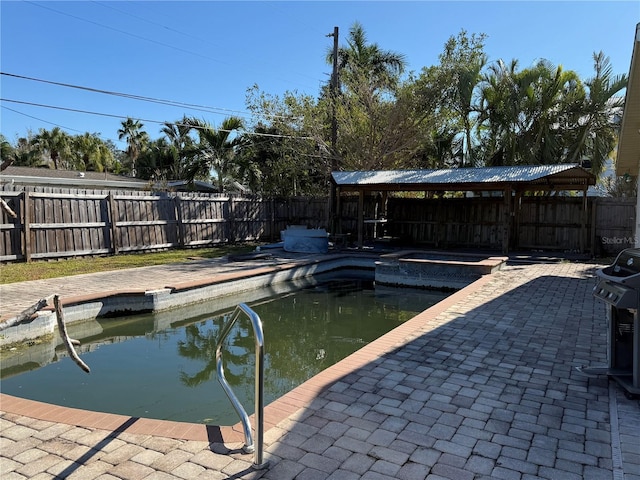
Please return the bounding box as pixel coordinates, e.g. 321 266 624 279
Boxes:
1 271 448 425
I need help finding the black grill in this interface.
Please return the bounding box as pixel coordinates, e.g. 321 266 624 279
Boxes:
588 248 640 397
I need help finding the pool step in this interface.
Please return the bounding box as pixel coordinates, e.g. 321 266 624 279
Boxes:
375 251 507 290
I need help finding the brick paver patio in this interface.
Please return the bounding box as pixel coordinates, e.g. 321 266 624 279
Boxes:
1 255 639 479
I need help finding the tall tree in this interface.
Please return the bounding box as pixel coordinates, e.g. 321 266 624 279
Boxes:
159 116 198 179
437 30 488 166
242 85 325 196
324 22 414 171
117 118 149 177
329 21 407 95
71 133 114 172
185 116 246 192
32 127 71 169
565 52 627 175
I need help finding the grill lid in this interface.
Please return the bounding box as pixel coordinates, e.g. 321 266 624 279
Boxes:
607 248 640 277
598 248 640 285
595 248 640 307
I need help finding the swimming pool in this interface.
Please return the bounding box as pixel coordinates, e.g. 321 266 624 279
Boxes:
1 271 448 425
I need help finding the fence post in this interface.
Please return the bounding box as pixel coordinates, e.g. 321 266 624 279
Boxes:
270 198 275 242
228 196 235 243
175 195 185 247
23 191 32 262
108 193 119 255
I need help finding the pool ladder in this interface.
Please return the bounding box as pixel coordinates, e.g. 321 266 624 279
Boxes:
215 303 268 469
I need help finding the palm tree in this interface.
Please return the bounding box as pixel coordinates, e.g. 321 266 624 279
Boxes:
31 127 71 169
160 117 197 179
327 21 406 94
521 60 583 165
324 22 408 172
184 116 246 192
565 52 627 175
117 118 149 177
453 59 487 166
478 59 566 166
436 30 488 166
71 133 114 172
1 135 14 169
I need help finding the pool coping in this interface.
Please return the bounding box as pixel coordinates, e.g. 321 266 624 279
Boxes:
0 269 492 448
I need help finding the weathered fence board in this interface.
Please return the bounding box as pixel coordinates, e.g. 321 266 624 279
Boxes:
592 197 636 256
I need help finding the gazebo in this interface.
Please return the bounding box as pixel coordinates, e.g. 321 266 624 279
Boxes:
331 164 596 253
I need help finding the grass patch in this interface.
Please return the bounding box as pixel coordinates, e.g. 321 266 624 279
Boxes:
0 243 260 285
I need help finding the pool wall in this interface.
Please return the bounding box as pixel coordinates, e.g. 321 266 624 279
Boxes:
0 254 376 348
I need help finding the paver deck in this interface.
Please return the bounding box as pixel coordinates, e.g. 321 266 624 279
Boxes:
1 252 639 479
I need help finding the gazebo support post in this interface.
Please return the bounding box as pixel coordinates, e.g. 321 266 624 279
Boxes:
336 186 342 235
502 186 512 254
357 190 364 249
513 190 522 250
581 187 588 253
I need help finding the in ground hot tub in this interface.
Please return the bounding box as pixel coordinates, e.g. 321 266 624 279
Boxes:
375 250 507 290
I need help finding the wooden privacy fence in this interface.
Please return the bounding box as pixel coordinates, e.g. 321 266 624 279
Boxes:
0 188 327 262
338 195 636 256
0 186 635 262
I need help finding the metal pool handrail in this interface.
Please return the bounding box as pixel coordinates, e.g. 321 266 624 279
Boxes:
215 302 268 469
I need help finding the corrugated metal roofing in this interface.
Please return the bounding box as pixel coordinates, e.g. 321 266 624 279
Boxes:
332 164 594 189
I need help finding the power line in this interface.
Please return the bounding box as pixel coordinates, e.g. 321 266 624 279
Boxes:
1 72 304 122
91 0 324 88
24 1 234 68
1 105 84 134
0 98 317 141
26 1 322 92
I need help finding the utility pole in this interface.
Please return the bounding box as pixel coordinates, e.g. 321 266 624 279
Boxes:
329 26 339 160
327 26 339 233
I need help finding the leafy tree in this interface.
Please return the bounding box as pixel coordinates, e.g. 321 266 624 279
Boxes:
323 23 417 171
602 173 637 197
131 137 170 181
117 118 149 177
2 134 44 168
332 72 428 170
1 134 18 169
243 85 326 196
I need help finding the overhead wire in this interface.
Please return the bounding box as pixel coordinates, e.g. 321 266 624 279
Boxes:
91 0 324 88
1 98 318 141
24 1 234 68
1 72 301 122
26 1 323 91
1 106 84 134
5 2 334 146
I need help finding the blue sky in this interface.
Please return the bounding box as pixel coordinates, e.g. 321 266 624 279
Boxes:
1 1 639 150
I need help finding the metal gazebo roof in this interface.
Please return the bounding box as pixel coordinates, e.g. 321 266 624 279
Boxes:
331 164 595 192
